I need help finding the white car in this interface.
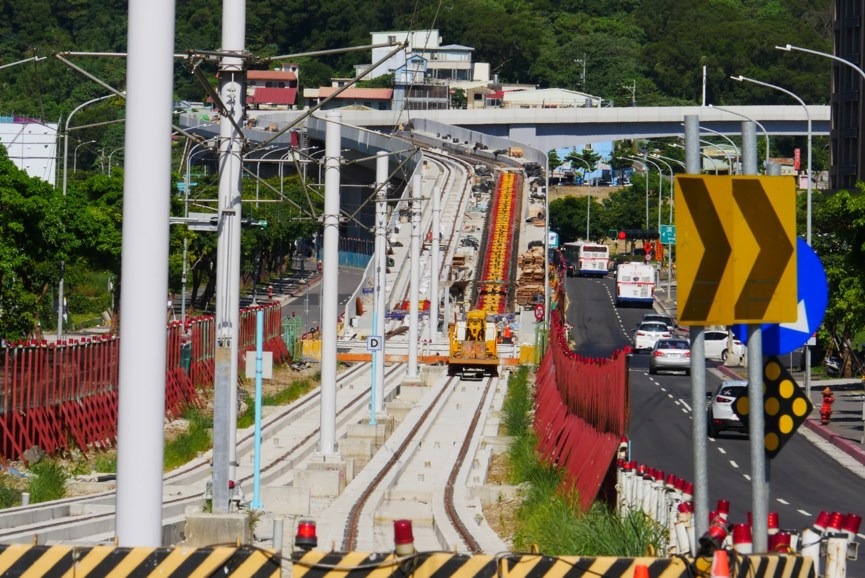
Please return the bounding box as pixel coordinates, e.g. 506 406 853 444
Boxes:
704 330 745 363
707 380 749 437
634 321 672 352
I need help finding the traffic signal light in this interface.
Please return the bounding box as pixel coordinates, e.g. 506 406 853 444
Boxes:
620 229 659 240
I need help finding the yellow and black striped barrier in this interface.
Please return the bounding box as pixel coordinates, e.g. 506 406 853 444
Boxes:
292 551 814 578
0 543 280 577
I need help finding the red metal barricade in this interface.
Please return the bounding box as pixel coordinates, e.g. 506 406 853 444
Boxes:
0 302 290 463
533 281 631 511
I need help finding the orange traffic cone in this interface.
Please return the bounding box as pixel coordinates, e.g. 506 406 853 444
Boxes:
711 549 731 578
634 564 650 578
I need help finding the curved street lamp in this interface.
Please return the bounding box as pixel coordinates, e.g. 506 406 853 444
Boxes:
731 75 812 244
73 140 96 173
699 125 741 174
59 93 116 339
569 156 595 239
649 155 676 223
625 156 651 228
180 140 216 324
707 104 770 172
108 146 124 176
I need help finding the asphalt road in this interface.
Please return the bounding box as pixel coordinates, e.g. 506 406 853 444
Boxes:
565 275 865 573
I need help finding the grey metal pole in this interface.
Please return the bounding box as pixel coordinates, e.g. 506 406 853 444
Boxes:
684 114 709 544
430 185 441 344
212 0 246 513
115 0 175 546
319 111 342 455
407 174 421 379
747 327 768 552
373 151 388 416
740 116 770 552
741 121 758 176
544 157 550 324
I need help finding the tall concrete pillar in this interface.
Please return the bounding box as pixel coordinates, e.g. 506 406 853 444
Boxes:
319 112 342 455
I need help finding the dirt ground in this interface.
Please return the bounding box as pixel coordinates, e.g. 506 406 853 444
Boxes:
481 449 520 541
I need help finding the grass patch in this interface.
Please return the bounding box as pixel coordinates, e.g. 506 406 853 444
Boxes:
164 408 213 471
0 475 22 508
500 366 666 556
28 461 68 503
237 378 315 429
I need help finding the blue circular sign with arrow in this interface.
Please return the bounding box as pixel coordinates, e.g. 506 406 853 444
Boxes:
733 237 827 355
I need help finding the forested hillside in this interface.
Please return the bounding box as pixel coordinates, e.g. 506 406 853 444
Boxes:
1 0 833 118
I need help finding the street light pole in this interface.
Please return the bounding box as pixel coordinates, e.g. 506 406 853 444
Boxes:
699 125 741 174
731 75 812 244
73 140 96 173
182 140 214 326
777 43 865 83
59 93 115 339
625 156 650 228
108 146 124 176
670 142 718 175
570 156 592 239
707 104 771 172
649 155 676 298
639 156 665 233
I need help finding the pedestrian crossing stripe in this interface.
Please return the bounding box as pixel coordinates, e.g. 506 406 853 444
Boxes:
0 544 280 577
292 551 814 578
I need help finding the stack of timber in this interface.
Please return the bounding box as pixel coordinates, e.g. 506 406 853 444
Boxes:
515 246 545 306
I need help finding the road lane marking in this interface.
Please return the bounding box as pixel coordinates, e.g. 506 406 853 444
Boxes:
679 400 692 411
777 498 790 505
798 509 811 517
729 460 738 469
717 447 726 454
743 474 751 481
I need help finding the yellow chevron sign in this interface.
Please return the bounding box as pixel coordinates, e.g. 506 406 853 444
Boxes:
675 175 797 325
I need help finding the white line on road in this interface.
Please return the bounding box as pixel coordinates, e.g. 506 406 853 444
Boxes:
729 460 738 469
798 509 811 517
777 498 790 505
717 447 726 454
743 474 751 481
679 399 692 412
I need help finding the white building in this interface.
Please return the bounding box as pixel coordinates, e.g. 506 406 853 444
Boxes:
362 30 489 83
0 117 58 184
500 88 603 109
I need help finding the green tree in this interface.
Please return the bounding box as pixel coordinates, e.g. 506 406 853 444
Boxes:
809 187 865 351
0 147 70 338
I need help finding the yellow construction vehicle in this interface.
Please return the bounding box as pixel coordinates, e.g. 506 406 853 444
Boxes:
447 309 499 378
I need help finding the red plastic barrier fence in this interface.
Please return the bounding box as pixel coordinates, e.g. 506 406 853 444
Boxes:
533 282 631 510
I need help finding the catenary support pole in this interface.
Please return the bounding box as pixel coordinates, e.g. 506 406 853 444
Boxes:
319 111 341 455
115 0 175 546
430 185 441 344
373 151 388 418
212 0 246 513
251 309 263 509
684 114 709 546
407 174 421 379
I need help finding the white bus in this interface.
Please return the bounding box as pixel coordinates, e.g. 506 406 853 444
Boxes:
562 241 610 277
615 262 656 307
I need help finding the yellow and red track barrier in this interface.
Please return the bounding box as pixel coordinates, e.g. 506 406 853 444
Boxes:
476 171 521 315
